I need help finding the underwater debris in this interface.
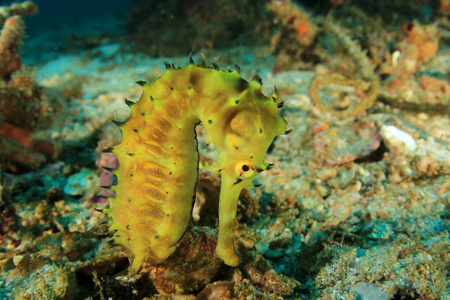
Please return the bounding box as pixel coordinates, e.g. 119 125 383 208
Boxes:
309 72 380 119
256 58 449 296
379 73 450 116
308 18 380 119
381 126 450 183
269 4 447 119
379 125 417 156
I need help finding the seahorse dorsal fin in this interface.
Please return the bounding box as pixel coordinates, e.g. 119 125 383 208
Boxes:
189 53 195 65
199 53 206 67
251 73 262 85
125 98 135 107
164 61 172 70
234 63 241 74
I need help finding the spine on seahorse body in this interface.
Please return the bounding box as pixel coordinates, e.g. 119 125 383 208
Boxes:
105 58 288 272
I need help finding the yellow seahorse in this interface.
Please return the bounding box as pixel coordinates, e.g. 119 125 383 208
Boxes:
104 57 288 272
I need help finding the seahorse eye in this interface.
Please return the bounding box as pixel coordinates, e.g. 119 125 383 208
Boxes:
235 160 256 179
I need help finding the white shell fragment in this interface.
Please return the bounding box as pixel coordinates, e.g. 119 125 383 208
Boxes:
380 125 417 155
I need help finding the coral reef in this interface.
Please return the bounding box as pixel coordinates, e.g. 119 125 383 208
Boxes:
0 1 57 173
310 16 447 117
308 72 380 119
268 1 449 119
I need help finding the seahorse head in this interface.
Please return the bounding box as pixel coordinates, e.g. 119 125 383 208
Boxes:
207 83 287 190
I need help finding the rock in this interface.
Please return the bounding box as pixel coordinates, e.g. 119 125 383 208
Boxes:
149 227 222 295
63 168 98 196
8 255 76 300
367 223 393 241
349 283 389 300
197 281 235 300
313 120 381 166
240 255 300 296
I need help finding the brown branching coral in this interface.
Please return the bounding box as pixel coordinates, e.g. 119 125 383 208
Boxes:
267 0 323 73
0 1 37 26
0 16 24 78
0 2 56 173
267 0 317 48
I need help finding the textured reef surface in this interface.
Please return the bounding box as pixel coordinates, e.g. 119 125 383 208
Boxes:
0 0 449 299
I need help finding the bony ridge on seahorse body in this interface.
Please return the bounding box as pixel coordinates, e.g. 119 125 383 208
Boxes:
103 56 288 272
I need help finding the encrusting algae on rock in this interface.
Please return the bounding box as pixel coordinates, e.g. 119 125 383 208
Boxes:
103 57 288 272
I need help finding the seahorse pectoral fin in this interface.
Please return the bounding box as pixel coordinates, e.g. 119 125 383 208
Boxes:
215 172 243 267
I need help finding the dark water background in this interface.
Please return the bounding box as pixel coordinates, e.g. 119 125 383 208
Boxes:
17 0 132 34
